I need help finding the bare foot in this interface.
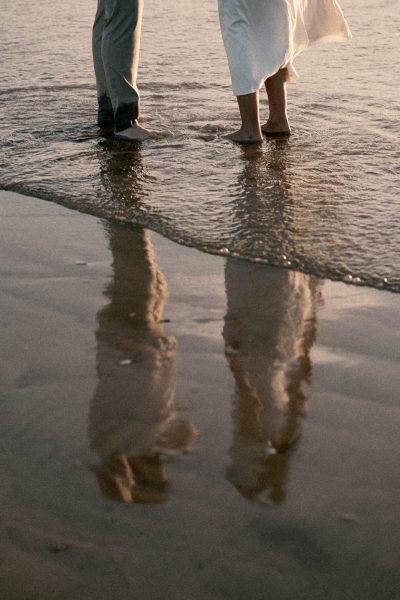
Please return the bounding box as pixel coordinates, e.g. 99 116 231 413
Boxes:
261 119 291 137
115 122 158 141
224 127 263 144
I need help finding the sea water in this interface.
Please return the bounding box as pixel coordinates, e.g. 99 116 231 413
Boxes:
1 0 399 291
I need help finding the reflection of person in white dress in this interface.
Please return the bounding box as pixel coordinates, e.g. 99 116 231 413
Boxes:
218 0 351 142
223 260 320 504
89 226 197 503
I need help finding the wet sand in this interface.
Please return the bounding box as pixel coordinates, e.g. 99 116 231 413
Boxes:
0 190 399 600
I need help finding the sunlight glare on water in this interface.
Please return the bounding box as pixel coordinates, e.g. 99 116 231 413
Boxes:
0 0 399 291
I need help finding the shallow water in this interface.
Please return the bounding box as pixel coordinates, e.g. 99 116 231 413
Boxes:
1 0 399 291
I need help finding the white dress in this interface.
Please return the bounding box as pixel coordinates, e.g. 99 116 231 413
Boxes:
218 0 351 96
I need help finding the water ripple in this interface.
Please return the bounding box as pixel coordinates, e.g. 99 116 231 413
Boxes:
1 0 399 292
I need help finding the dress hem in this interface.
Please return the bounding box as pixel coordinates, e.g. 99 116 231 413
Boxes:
231 33 351 97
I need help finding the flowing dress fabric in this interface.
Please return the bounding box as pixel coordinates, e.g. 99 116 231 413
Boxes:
218 0 351 96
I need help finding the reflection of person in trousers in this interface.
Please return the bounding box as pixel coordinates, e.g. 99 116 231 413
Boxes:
223 260 320 505
92 0 155 140
89 225 197 503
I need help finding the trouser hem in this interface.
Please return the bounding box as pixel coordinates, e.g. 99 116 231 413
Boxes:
97 92 114 129
114 102 139 132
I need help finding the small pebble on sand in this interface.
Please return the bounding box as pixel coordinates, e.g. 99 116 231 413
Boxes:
338 513 359 523
119 359 132 366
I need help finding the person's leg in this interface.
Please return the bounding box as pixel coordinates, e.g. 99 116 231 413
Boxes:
102 0 155 140
92 0 114 133
262 68 291 136
225 92 263 143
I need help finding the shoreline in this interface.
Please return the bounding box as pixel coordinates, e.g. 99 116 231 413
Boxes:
2 187 396 295
1 190 399 600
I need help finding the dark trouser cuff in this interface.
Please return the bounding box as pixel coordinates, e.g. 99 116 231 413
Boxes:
114 102 139 132
97 93 114 130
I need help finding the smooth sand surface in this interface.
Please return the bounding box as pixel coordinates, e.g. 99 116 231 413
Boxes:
0 190 399 600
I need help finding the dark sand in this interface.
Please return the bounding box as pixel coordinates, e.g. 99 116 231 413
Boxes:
0 191 399 600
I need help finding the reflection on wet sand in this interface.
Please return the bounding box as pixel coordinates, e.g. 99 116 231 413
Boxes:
89 225 197 503
89 142 320 505
224 144 321 504
224 261 320 504
89 145 197 503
